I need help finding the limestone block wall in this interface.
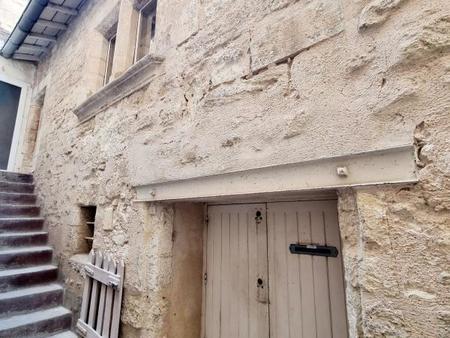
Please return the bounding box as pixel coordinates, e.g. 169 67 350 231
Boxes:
27 0 450 337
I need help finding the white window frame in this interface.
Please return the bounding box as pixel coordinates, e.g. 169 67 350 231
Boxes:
104 33 117 85
134 0 157 63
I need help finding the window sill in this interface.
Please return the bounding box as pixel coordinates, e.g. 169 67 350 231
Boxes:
74 54 164 123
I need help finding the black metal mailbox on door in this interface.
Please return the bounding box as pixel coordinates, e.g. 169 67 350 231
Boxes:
289 243 338 257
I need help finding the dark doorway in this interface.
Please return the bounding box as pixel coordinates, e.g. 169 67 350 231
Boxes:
0 81 21 169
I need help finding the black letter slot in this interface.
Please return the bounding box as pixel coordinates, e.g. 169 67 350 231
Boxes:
289 243 338 257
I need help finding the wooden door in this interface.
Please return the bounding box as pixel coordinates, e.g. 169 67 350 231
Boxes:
267 201 348 338
204 204 269 338
204 201 348 338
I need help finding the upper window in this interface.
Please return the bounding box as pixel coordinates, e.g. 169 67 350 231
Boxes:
134 0 157 63
104 33 117 85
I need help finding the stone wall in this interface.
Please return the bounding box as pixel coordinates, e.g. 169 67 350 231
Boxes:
28 0 450 337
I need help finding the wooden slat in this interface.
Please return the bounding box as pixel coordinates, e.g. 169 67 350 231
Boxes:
220 211 231 338
298 208 317 338
269 206 290 338
88 252 103 327
95 256 109 333
211 209 221 338
77 319 102 338
324 202 349 338
35 19 68 30
286 207 303 337
102 258 116 338
110 260 125 338
229 211 239 337
200 211 208 338
79 250 95 322
311 205 332 338
47 3 79 16
204 211 214 338
84 262 120 286
238 207 249 338
255 206 269 338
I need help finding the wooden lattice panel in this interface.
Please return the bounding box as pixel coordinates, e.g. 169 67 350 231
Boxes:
77 251 124 338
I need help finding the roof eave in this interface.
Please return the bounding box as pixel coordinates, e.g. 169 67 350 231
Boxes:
0 0 49 59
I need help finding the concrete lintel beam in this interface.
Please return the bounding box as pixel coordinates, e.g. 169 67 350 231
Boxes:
135 146 418 202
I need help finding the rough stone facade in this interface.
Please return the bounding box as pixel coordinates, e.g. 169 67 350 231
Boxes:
15 0 450 337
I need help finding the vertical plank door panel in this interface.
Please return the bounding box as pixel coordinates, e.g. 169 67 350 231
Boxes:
324 202 349 338
220 212 231 338
101 259 116 338
205 204 268 338
110 260 125 338
310 204 332 338
267 201 347 338
96 256 109 333
267 205 290 338
88 252 103 327
298 206 317 338
80 251 95 322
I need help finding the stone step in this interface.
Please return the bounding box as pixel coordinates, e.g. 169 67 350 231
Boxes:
0 192 37 205
0 283 63 317
0 306 71 337
0 246 53 269
0 265 58 292
0 217 44 233
0 231 48 247
0 171 33 184
0 181 34 194
0 204 40 217
47 331 79 338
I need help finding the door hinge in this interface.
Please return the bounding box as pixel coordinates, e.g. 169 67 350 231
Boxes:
204 272 207 285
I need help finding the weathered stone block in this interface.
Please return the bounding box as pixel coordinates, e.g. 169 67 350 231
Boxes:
250 0 344 71
358 0 408 30
209 32 251 86
391 15 450 67
156 0 200 48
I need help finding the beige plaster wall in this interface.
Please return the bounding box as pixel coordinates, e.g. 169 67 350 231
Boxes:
27 0 450 337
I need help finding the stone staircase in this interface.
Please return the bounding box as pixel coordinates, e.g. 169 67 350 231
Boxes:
0 171 76 338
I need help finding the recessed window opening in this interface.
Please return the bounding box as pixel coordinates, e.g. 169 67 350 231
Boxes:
104 34 117 85
134 0 157 62
80 205 97 253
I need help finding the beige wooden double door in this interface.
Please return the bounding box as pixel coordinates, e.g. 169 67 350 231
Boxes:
203 201 348 338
